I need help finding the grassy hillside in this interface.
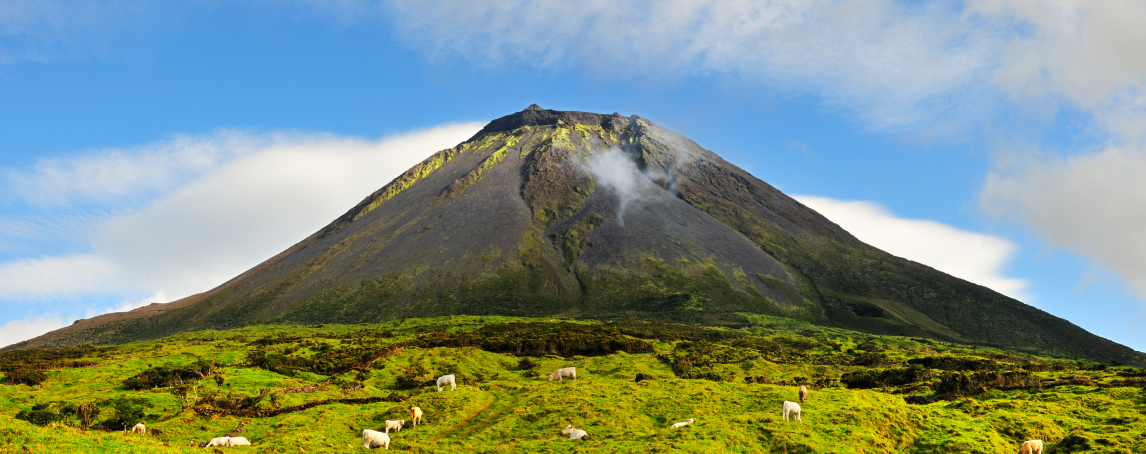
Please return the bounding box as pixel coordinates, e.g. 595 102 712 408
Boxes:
2 316 1143 453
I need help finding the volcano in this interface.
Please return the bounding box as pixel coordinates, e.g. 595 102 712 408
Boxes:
16 105 1145 365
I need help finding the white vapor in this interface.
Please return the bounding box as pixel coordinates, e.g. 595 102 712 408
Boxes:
585 147 655 226
0 122 484 346
795 195 1028 301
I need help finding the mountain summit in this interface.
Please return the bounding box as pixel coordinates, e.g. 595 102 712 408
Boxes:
16 105 1145 365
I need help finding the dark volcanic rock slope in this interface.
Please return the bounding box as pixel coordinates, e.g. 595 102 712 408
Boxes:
18 105 1145 365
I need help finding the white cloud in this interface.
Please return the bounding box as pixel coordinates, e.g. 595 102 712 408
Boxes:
0 0 146 64
0 122 484 304
0 314 68 348
3 132 260 207
381 0 998 138
968 0 1146 110
0 291 172 349
981 144 1146 301
101 290 170 316
0 254 122 299
795 195 1028 301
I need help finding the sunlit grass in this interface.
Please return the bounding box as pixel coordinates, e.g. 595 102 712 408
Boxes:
1 316 1142 453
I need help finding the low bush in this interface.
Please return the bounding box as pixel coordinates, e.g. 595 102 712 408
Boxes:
15 408 62 426
841 365 930 389
96 397 146 431
907 355 1001 371
3 369 47 386
123 359 217 390
414 322 655 357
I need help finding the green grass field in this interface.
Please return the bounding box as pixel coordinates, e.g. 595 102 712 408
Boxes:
1 315 1142 453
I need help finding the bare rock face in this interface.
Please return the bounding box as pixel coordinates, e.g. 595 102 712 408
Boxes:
13 105 1145 366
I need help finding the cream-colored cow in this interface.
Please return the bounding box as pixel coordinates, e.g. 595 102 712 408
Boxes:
782 401 802 422
1019 440 1043 454
409 406 423 427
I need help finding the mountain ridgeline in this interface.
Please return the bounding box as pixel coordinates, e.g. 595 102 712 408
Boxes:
16 105 1145 366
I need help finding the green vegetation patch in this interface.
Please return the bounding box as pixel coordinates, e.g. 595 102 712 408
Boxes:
3 316 1145 453
413 321 655 357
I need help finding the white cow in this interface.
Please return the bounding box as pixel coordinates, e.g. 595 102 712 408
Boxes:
384 420 406 433
204 436 251 447
549 367 577 382
409 406 423 427
670 418 695 429
436 374 456 392
131 423 146 435
561 424 590 441
1019 440 1043 454
362 429 390 449
782 401 801 422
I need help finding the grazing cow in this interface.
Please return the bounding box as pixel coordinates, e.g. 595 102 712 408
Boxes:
799 385 808 403
131 423 146 435
203 437 251 447
384 420 406 433
436 374 456 392
782 401 802 422
561 424 590 441
362 429 390 449
1019 440 1043 454
549 367 577 382
410 406 423 427
670 418 695 429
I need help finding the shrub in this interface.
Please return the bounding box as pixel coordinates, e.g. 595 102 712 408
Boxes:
3 369 47 386
851 352 897 367
100 397 146 431
907 355 1000 371
15 409 61 426
123 359 217 390
197 391 263 412
394 364 433 390
931 370 1041 398
841 365 929 389
0 345 105 384
517 357 539 370
415 322 655 357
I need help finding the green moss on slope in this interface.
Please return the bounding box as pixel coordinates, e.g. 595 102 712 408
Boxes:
2 317 1143 453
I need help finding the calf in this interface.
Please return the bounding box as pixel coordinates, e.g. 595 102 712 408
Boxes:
384 420 406 433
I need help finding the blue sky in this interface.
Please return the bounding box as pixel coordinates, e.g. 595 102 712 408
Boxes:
3 1 1146 351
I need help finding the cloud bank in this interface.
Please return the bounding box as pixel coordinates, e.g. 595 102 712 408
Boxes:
796 195 1028 301
383 0 998 138
0 122 483 346
981 144 1146 301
